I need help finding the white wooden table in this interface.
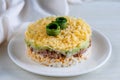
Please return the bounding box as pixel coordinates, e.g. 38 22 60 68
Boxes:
0 1 120 80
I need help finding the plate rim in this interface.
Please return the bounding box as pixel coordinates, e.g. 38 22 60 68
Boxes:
7 23 112 77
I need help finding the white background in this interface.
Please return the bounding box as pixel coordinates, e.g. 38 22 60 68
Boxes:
0 1 120 80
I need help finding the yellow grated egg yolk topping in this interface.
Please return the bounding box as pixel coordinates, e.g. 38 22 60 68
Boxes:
25 16 92 51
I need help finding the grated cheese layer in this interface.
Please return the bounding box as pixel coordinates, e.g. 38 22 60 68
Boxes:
25 16 92 52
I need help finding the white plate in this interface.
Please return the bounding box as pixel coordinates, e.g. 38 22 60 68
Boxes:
8 23 112 77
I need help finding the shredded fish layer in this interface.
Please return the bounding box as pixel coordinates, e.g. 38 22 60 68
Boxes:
27 47 91 67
